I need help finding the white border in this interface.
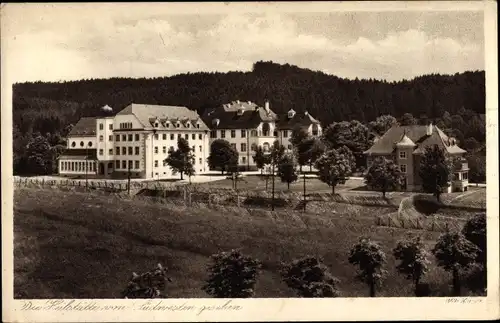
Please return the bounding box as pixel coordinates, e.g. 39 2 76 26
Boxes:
2 1 498 322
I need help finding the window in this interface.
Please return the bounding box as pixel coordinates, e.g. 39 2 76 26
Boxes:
241 143 247 152
185 134 189 140
192 134 196 140
71 141 76 147
99 149 103 155
99 135 103 142
135 161 140 169
199 145 202 152
400 164 407 173
199 158 203 165
116 147 120 155
231 143 236 150
135 147 139 155
122 147 126 155
242 156 246 163
251 130 258 137
283 130 288 138
198 134 202 140
80 141 84 147
251 143 257 151
192 146 195 152
170 134 175 140
88 141 92 147
453 173 460 181
109 124 113 130
99 123 104 130
128 161 133 170
210 130 217 138
116 135 120 142
241 130 246 138
163 146 167 154
154 134 159 140
163 134 167 140
109 149 113 155
463 172 468 180
221 130 226 138
122 161 127 169
128 134 133 141
273 131 278 137
128 147 133 155
399 151 407 159
176 123 180 128
287 144 292 150
122 134 127 141
135 134 140 141
197 124 200 129
177 134 181 139
170 146 174 151
154 160 158 167
231 130 236 138
154 146 158 154
108 135 113 141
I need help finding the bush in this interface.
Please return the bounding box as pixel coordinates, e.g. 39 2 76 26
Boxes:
202 249 261 298
281 256 340 297
413 195 441 215
122 263 172 298
243 196 287 208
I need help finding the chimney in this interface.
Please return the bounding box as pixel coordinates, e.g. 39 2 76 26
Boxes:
264 101 270 113
426 122 433 136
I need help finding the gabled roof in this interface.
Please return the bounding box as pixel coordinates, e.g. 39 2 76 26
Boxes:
276 111 320 130
201 101 278 130
396 133 416 147
68 117 96 137
117 103 209 131
364 124 467 155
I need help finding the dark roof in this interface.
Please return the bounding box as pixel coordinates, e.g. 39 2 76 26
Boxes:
364 125 466 155
276 111 320 130
68 117 97 136
58 149 97 160
201 101 277 129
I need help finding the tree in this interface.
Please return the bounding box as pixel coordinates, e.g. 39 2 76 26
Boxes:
463 138 481 152
269 141 286 210
419 145 452 202
369 115 398 136
315 146 355 194
281 257 340 297
122 263 172 298
202 249 261 298
25 135 52 175
467 153 486 183
348 237 387 297
365 157 402 198
290 127 310 172
165 137 195 180
207 139 238 174
277 154 298 189
432 232 479 296
399 113 417 126
462 213 487 293
306 137 326 171
393 236 431 296
253 146 270 174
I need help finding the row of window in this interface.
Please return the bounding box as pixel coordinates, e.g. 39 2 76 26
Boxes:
60 161 96 172
153 121 201 129
98 133 205 142
154 158 205 167
71 141 93 148
229 143 293 152
209 129 320 139
99 123 114 130
115 160 140 170
154 145 203 154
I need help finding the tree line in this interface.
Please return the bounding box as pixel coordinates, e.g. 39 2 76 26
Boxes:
122 213 486 298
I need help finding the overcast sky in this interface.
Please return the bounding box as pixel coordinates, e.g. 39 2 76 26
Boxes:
2 3 485 83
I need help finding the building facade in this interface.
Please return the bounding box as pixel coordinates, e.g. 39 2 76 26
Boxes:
58 104 210 180
201 100 322 171
363 123 469 193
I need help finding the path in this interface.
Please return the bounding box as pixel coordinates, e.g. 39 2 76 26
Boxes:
448 188 483 203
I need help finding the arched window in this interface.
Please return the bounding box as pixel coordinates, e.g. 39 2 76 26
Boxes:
88 141 93 147
80 141 84 147
262 123 271 136
312 124 320 136
71 141 76 147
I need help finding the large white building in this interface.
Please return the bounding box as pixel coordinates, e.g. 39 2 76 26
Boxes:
58 103 210 179
201 100 323 171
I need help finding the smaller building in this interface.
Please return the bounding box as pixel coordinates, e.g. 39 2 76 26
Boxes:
363 123 469 193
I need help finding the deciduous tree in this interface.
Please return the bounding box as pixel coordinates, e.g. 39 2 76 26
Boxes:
419 145 452 202
165 137 195 180
393 236 431 296
207 139 238 174
365 157 402 198
277 154 298 189
315 146 355 194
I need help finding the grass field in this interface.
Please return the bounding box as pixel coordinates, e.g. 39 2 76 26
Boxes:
14 186 484 299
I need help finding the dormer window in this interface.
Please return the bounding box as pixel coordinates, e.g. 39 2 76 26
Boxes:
237 108 244 116
154 122 159 128
288 109 296 119
176 123 180 128
187 123 190 128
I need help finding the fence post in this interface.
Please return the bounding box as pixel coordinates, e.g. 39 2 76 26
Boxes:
189 192 192 206
183 187 187 205
208 194 211 207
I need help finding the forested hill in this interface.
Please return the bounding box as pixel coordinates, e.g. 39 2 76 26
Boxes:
13 61 485 135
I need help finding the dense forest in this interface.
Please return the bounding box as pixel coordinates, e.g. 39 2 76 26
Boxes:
12 61 486 180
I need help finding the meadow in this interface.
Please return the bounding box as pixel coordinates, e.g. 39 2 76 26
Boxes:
13 184 485 299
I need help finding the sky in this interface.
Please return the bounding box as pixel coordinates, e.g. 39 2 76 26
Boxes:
1 3 486 83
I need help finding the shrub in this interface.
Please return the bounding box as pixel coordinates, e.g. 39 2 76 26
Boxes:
202 249 261 298
393 236 431 296
122 263 172 298
281 256 340 297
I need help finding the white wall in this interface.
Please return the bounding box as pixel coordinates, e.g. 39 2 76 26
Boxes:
96 117 115 161
67 136 96 150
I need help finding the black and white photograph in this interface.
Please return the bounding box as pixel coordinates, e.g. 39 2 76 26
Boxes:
2 1 498 322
